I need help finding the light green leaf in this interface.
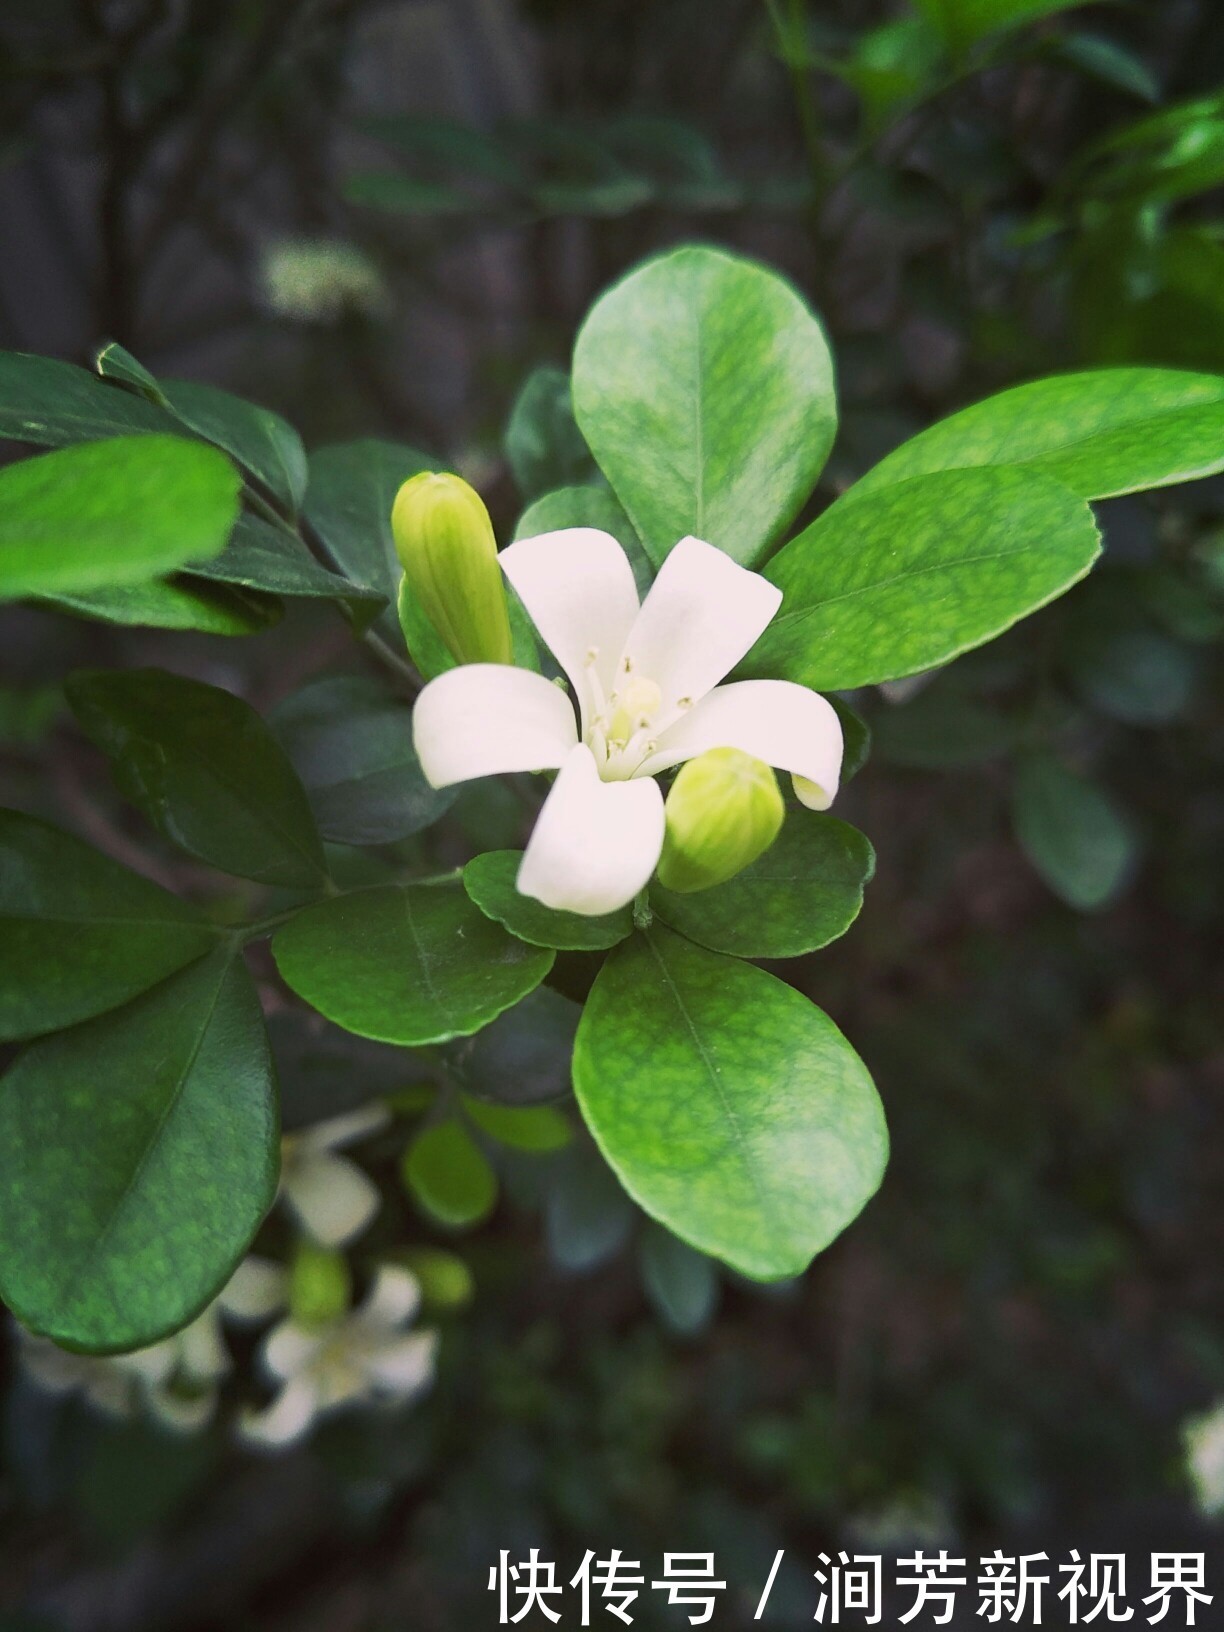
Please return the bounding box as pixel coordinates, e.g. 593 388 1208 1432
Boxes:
304 439 436 607
0 351 169 446
504 365 595 500
402 1119 498 1227
639 1223 719 1337
463 1095 571 1153
572 246 836 568
188 513 385 627
38 575 277 636
514 484 654 596
573 926 888 1280
66 668 327 889
0 948 278 1353
651 812 874 959
271 674 454 846
272 882 553 1046
0 436 240 600
746 467 1100 690
0 808 218 1042
843 369 1224 503
464 850 634 951
1012 755 1137 911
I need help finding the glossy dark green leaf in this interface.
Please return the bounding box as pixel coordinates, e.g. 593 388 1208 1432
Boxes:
38 575 277 636
572 246 836 568
651 813 874 960
0 949 278 1353
401 1119 498 1227
504 365 595 500
272 882 553 1046
66 668 327 889
268 1010 426 1133
513 484 654 597
1012 755 1137 911
188 513 384 627
304 439 436 605
830 695 871 781
0 351 168 446
464 850 633 951
443 985 580 1107
845 369 1224 503
0 436 240 600
271 674 454 846
545 1142 635 1271
746 468 1101 690
0 808 218 1042
573 926 888 1279
639 1223 719 1337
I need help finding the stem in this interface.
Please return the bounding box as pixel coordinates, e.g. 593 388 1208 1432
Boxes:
632 889 653 932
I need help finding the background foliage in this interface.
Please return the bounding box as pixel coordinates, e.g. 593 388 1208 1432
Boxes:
2 0 1224 1627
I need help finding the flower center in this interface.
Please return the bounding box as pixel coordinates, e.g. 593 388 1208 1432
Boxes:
583 652 678 778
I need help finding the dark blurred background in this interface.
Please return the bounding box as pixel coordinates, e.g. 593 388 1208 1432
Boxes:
2 1 1224 1627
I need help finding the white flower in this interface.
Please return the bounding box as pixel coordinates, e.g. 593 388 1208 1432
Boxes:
259 237 387 324
1184 1401 1224 1517
279 1103 391 1248
412 530 844 915
241 1266 437 1450
18 1256 287 1434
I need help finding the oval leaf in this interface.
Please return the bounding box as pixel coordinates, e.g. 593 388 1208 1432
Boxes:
272 882 553 1046
0 808 219 1042
572 246 836 568
0 351 169 446
402 1119 498 1227
464 850 634 951
573 926 888 1280
651 812 874 959
39 575 278 636
1012 755 1138 911
0 949 279 1353
304 439 436 603
747 467 1101 691
66 668 327 889
188 513 385 628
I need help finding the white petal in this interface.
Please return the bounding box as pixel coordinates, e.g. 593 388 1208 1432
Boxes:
263 1318 324 1382
283 1150 381 1248
299 1101 391 1155
177 1309 230 1384
366 1331 438 1395
359 1265 421 1331
500 529 640 732
619 537 782 727
412 663 577 788
241 1376 319 1449
145 1385 217 1434
640 679 844 809
117 1338 179 1387
517 744 665 916
218 1256 288 1323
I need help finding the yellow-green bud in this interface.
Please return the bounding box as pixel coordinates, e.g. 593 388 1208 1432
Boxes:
289 1241 351 1328
391 472 513 666
656 747 784 894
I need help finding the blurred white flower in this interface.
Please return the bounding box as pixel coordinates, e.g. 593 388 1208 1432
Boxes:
279 1103 391 1248
18 1256 287 1434
242 1265 437 1450
259 237 387 324
1184 1401 1224 1517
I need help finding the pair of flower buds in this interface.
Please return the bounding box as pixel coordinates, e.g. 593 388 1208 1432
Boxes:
393 473 842 913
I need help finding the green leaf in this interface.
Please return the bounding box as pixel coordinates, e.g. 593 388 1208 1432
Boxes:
443 985 580 1107
462 1095 571 1152
830 695 872 781
272 882 553 1046
66 668 327 889
843 369 1224 503
38 575 278 636
1055 34 1160 104
464 850 633 951
871 688 1016 767
0 436 240 600
304 439 436 606
572 246 836 568
915 0 1095 53
746 468 1101 690
639 1223 719 1337
573 926 887 1279
0 351 169 447
1012 755 1137 911
401 1119 497 1227
504 365 595 501
0 808 218 1042
271 674 455 846
514 484 655 597
1067 613 1199 725
0 948 278 1353
545 1142 635 1270
188 513 385 627
651 812 874 960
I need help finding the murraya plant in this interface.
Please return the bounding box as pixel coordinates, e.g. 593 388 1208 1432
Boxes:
3 246 1224 1373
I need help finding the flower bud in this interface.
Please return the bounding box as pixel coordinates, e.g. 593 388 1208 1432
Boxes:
656 747 784 894
391 472 513 666
289 1241 351 1328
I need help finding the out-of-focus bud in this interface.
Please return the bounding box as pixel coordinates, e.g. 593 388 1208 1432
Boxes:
391 472 512 666
289 1241 351 1328
656 747 784 894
